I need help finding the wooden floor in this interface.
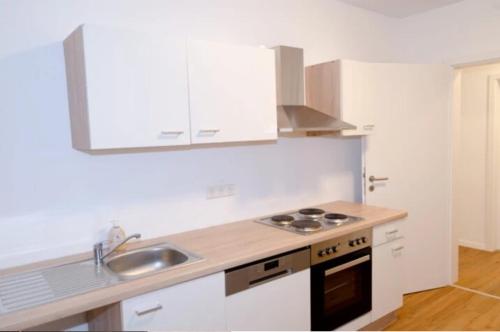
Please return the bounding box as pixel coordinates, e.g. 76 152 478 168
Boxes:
386 287 500 331
386 247 500 331
456 246 500 297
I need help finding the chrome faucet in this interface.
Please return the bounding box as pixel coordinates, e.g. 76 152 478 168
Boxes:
94 233 141 266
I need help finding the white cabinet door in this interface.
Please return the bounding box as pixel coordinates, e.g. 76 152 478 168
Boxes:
340 60 379 136
64 25 190 150
226 269 310 331
121 273 226 331
372 239 405 322
187 40 277 144
305 59 380 136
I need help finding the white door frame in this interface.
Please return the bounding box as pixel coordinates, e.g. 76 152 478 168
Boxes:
450 69 500 282
486 75 500 251
450 69 462 283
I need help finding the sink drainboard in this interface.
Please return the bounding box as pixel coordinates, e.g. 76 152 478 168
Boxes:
0 243 202 316
0 261 116 314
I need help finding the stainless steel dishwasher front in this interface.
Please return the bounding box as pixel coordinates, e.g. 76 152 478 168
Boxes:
225 248 311 331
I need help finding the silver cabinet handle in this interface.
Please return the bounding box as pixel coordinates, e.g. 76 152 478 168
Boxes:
199 129 220 133
369 176 389 182
386 229 399 235
135 304 163 316
392 245 405 252
160 131 184 136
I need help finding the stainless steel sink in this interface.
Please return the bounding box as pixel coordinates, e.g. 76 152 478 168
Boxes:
0 243 202 316
104 244 202 280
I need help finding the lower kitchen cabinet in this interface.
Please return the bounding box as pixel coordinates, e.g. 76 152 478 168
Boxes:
372 238 405 322
226 269 311 331
120 272 226 331
87 224 406 331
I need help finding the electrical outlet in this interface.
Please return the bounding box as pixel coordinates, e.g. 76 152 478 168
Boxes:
225 184 236 196
207 184 236 199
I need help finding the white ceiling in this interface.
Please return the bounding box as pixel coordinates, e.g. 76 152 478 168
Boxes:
339 0 464 18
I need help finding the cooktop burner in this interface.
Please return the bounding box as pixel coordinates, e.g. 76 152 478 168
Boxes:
257 207 365 235
298 208 325 218
271 215 294 225
324 213 349 223
291 219 322 232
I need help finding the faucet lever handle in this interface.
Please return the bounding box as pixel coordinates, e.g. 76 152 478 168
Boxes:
93 242 104 265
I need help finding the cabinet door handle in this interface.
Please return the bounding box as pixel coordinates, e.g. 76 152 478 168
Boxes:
386 229 399 235
161 131 184 136
199 129 220 133
135 304 163 316
392 245 405 252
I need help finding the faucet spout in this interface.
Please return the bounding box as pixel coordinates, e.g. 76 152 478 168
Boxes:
94 233 141 266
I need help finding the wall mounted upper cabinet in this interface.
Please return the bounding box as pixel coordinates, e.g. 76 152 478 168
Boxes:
187 40 277 144
64 25 191 150
306 60 379 136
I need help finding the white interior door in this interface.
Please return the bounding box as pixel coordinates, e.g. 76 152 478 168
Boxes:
364 63 452 294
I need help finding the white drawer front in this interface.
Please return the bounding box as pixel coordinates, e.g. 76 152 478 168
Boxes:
121 272 226 331
373 219 405 246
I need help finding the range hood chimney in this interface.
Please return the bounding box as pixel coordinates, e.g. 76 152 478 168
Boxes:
273 46 356 134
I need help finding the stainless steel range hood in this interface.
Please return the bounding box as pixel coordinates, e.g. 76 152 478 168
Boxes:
273 46 356 134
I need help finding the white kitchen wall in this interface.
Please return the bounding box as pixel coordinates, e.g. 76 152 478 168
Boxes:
454 63 500 250
396 0 500 64
0 0 401 269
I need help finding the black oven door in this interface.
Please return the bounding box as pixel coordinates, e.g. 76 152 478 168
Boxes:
311 247 372 331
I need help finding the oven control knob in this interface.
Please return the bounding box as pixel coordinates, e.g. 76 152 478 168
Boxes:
326 247 333 255
361 237 367 243
349 240 355 247
318 250 326 257
331 246 337 253
356 238 362 245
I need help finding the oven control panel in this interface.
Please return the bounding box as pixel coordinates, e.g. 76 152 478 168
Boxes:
310 228 372 265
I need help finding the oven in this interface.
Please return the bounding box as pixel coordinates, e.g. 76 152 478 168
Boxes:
310 229 372 331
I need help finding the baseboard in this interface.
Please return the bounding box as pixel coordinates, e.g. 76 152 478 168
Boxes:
361 311 397 331
335 312 371 331
458 239 487 251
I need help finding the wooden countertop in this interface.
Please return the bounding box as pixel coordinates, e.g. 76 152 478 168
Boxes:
0 201 406 331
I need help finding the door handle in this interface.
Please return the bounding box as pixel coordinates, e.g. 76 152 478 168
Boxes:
369 176 389 182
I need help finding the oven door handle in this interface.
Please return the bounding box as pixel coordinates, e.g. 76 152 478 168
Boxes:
324 255 370 276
